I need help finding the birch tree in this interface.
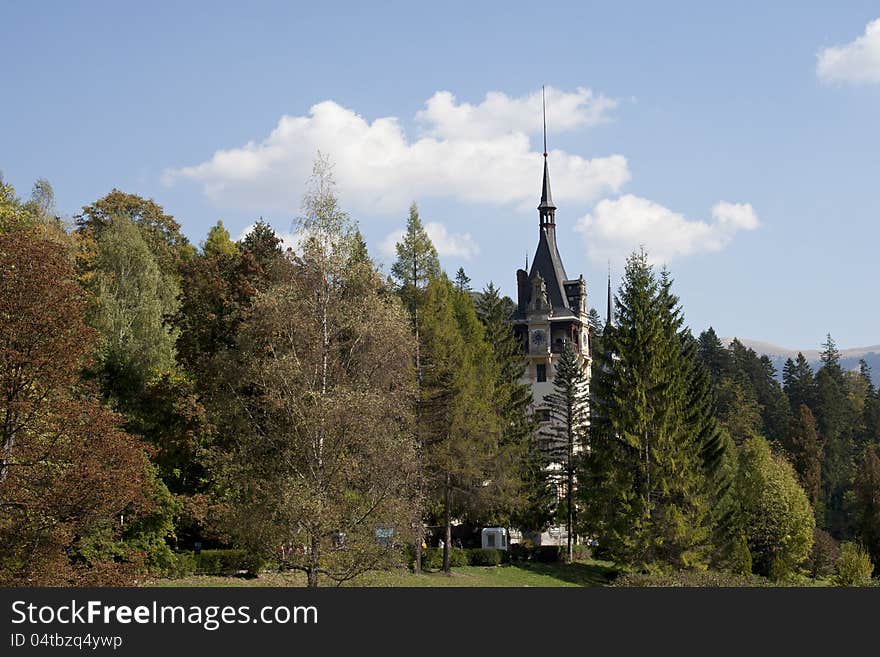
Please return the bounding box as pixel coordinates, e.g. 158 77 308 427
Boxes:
216 155 419 586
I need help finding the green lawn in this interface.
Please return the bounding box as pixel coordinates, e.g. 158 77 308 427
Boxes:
146 560 619 588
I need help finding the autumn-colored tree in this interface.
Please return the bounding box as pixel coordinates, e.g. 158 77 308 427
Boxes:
0 229 157 585
0 177 69 247
174 219 289 378
75 189 194 276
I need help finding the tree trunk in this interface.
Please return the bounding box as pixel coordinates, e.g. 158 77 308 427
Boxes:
307 533 320 588
413 309 423 575
0 426 15 485
414 523 423 575
443 471 451 574
567 414 574 564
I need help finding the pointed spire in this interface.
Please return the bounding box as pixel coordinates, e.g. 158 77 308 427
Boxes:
542 85 548 158
538 85 556 217
539 158 555 210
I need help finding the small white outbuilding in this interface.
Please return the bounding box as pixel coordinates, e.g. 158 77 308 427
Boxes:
481 527 509 551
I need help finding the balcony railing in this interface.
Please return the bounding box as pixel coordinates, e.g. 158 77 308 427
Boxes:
550 340 575 354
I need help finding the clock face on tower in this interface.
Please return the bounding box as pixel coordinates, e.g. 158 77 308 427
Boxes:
531 329 546 345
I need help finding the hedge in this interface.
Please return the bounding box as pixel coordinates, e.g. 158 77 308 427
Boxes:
169 549 265 577
509 543 591 563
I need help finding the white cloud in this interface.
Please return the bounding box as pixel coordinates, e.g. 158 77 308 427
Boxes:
164 89 629 216
817 18 880 84
379 221 479 260
416 87 617 140
711 200 760 231
576 195 759 264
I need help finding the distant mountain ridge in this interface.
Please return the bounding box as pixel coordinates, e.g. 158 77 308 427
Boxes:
720 338 880 384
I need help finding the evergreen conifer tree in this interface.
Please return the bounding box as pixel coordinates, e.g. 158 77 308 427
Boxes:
697 327 733 385
539 344 589 562
419 276 498 572
815 334 859 536
855 446 880 567
786 404 825 521
390 202 440 572
202 220 237 258
476 283 547 531
585 250 718 569
783 353 818 412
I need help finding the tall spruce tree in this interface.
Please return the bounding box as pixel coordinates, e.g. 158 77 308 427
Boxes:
815 334 859 537
585 250 718 570
539 344 589 562
786 404 825 521
860 361 880 448
728 339 791 445
391 202 440 327
783 353 818 412
697 327 733 386
390 202 440 573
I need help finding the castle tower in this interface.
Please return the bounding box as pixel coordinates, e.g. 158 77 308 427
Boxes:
511 98 591 544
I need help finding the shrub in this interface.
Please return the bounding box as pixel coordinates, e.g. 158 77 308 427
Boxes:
241 552 266 577
533 546 561 563
420 547 468 569
834 543 874 587
613 571 772 587
467 548 503 566
154 549 264 580
805 529 840 579
195 549 248 576
509 542 533 562
570 544 592 562
167 552 196 578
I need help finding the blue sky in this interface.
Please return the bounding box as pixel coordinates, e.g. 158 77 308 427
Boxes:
3 1 879 349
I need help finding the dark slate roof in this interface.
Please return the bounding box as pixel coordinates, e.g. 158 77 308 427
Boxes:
529 226 570 314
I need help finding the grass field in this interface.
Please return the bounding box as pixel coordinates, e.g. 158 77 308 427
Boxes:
146 560 619 588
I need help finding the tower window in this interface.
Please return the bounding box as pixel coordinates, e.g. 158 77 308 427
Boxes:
536 363 547 382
